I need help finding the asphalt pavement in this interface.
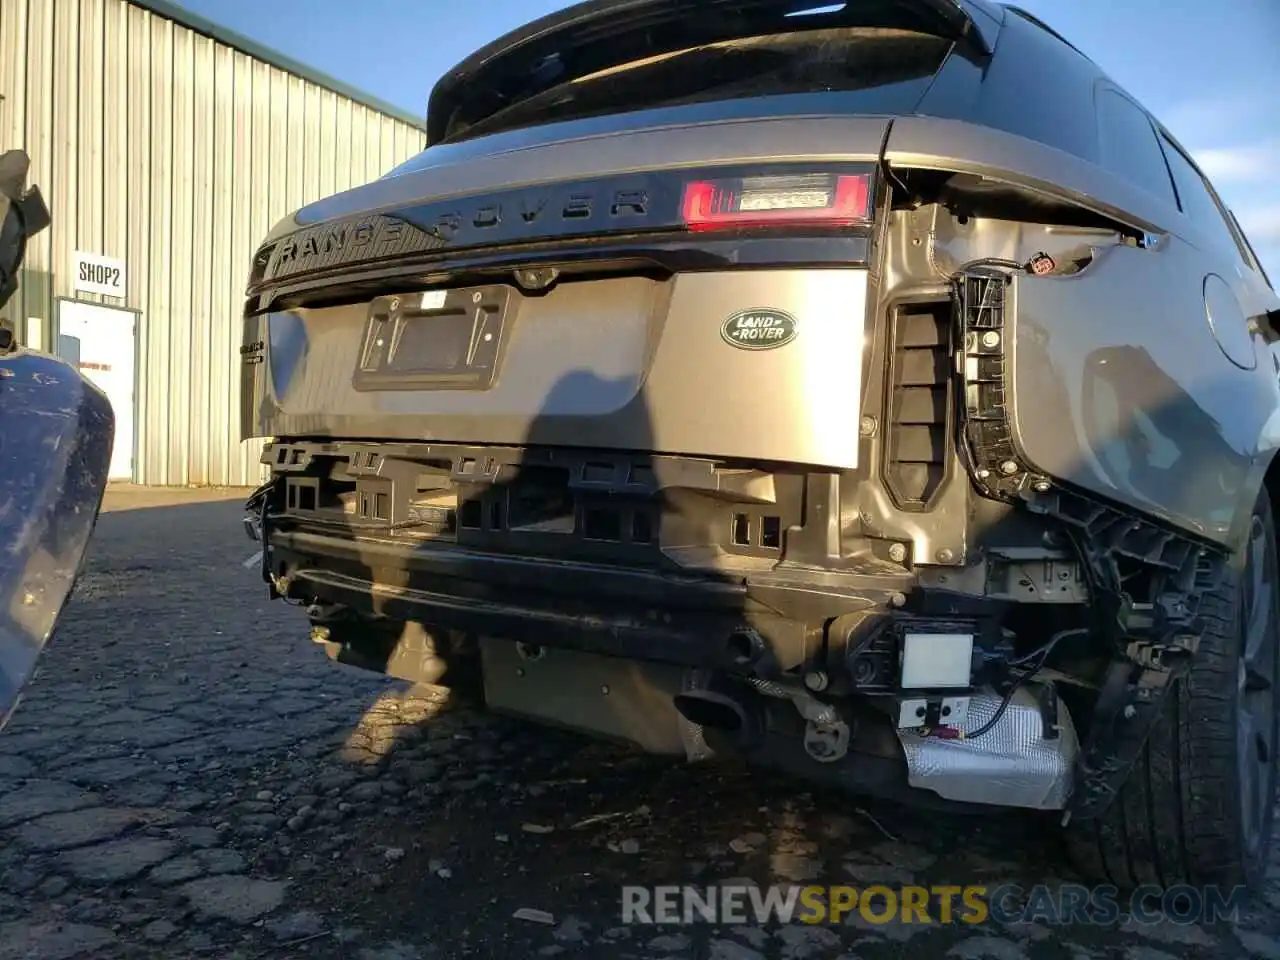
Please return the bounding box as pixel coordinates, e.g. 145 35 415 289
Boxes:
0 487 1276 959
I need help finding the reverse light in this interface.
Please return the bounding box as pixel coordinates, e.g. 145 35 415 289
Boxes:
681 172 872 232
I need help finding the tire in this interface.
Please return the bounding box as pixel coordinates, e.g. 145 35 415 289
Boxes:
1064 487 1280 891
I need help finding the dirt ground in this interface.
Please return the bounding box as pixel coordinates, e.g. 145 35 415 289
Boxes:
0 486 1276 959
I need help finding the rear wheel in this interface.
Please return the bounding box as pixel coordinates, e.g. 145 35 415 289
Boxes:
1064 488 1279 890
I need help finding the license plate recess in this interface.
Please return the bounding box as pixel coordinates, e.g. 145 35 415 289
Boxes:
352 285 513 391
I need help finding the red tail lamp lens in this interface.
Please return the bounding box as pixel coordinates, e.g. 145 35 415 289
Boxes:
681 173 871 231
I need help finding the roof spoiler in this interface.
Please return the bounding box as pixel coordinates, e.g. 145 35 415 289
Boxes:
425 0 1004 146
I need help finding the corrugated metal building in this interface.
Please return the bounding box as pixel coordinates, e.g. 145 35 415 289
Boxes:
0 0 426 484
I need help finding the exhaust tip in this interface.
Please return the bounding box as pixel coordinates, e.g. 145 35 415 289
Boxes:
673 687 764 749
726 629 763 666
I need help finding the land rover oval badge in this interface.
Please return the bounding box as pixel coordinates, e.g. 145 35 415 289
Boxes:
721 309 798 350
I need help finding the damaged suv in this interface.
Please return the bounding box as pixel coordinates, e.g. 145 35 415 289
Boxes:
240 0 1280 889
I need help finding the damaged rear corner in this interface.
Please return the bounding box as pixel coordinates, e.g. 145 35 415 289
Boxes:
876 152 1233 820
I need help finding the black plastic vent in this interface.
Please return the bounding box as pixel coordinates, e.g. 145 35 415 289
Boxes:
885 302 952 508
729 512 785 552
266 442 808 570
847 626 899 691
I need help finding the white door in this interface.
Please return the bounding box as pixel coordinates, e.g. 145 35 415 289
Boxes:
56 300 136 481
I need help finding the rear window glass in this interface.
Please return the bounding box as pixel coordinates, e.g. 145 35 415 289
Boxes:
1095 88 1176 205
450 29 952 143
1159 134 1249 265
949 12 1099 164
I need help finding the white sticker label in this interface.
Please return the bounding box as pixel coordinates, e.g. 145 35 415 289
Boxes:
73 251 127 297
421 290 447 310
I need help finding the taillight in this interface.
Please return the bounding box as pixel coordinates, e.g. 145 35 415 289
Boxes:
680 172 872 232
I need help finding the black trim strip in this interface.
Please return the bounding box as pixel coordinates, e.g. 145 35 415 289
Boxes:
248 162 877 299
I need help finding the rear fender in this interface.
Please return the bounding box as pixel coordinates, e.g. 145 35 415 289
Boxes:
0 348 114 728
883 124 1279 551
1242 399 1280 552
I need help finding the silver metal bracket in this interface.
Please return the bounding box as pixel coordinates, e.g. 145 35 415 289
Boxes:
804 718 851 763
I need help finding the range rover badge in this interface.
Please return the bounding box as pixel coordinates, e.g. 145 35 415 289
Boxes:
721 309 798 350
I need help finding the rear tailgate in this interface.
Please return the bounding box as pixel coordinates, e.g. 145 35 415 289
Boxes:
244 1 998 470
260 0 1000 240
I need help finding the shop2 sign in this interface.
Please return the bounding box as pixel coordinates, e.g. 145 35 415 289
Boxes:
73 251 127 298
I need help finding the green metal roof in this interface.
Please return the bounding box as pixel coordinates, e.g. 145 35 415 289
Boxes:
130 0 427 131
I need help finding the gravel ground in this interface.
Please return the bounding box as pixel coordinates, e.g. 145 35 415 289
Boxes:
0 486 1278 959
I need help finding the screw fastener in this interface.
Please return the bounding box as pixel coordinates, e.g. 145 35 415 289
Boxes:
888 543 907 563
804 671 829 692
